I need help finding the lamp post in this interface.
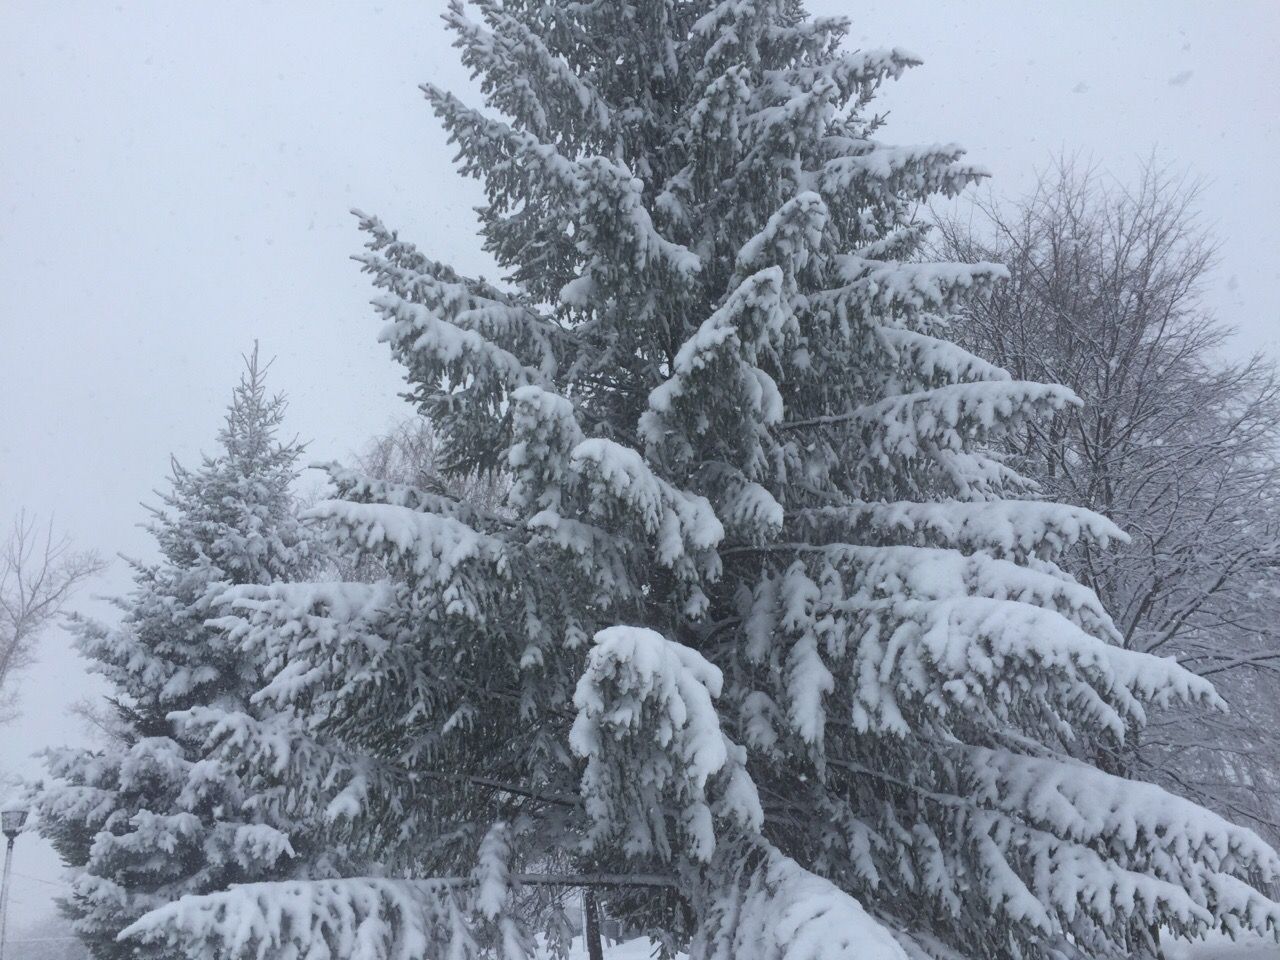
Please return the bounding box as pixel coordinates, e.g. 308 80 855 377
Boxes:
0 806 27 960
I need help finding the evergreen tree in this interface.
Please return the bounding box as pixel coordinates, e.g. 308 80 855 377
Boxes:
35 348 327 958
123 5 1280 959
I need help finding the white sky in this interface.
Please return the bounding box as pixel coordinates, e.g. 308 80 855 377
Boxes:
1 0 1277 929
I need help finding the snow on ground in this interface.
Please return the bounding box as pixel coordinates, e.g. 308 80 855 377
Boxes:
594 940 672 960
568 935 1279 960
553 937 674 960
1165 933 1279 959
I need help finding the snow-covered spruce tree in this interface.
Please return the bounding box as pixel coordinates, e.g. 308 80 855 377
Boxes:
125 4 1280 959
34 348 331 959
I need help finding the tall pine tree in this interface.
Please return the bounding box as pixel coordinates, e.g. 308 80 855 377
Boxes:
123 5 1280 959
35 348 329 958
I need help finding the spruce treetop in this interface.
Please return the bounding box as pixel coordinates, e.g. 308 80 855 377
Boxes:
147 343 307 587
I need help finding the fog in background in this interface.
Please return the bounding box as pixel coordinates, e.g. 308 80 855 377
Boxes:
2 0 1277 928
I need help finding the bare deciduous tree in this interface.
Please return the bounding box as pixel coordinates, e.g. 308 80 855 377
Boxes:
355 416 510 514
309 417 513 586
936 157 1280 841
0 513 105 722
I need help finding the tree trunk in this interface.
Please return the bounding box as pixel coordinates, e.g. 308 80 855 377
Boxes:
584 889 604 960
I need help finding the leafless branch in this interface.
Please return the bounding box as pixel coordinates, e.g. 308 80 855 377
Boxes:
0 512 106 723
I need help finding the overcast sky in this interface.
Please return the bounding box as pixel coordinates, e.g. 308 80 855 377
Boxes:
2 0 1277 929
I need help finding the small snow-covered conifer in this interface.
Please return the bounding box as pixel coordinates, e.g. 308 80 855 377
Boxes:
34 348 329 958
122 5 1280 960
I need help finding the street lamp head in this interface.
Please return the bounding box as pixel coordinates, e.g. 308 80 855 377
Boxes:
0 808 26 841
